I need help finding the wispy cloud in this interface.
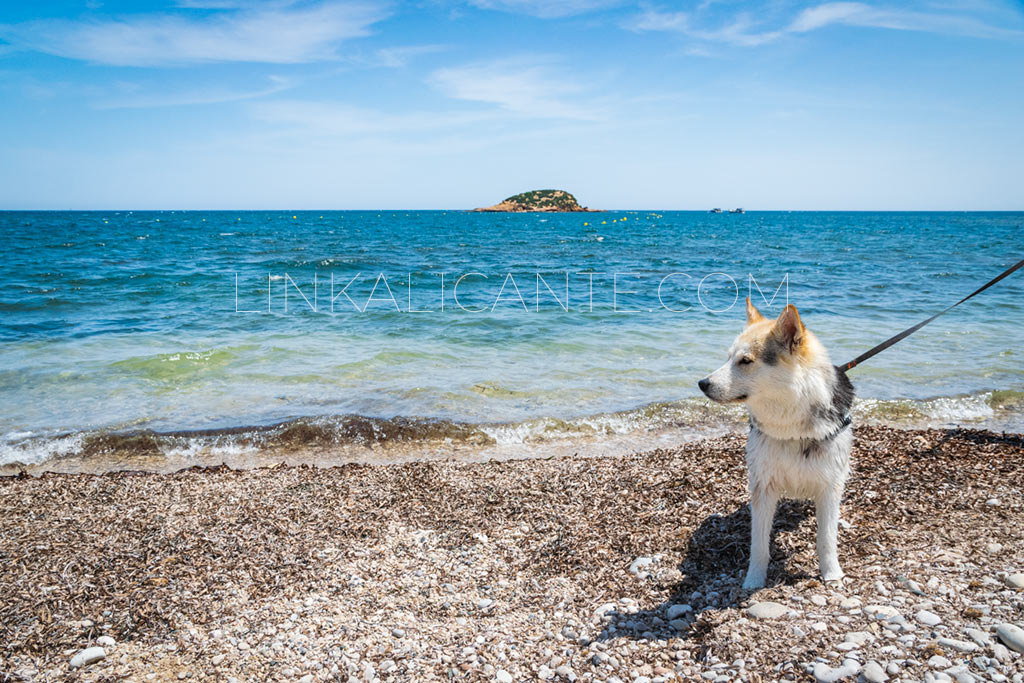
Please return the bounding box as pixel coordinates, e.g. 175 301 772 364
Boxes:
251 99 496 138
627 1 1024 46
96 75 294 109
466 0 622 19
0 1 390 66
428 58 603 120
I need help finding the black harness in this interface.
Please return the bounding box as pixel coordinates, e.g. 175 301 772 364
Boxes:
750 413 852 458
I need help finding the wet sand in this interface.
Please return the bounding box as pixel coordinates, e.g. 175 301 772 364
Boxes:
1 426 1022 681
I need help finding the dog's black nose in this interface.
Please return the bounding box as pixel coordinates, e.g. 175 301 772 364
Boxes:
698 378 710 394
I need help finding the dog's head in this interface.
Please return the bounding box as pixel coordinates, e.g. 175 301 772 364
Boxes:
698 298 818 404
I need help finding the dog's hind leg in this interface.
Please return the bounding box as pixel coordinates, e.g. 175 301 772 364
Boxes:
815 487 844 582
743 485 778 590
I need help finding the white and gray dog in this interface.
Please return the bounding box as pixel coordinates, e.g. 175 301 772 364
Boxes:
699 298 854 589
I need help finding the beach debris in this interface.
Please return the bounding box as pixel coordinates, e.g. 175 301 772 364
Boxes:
0 425 1020 681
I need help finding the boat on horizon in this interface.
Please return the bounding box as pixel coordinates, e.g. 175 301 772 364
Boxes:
709 207 723 213
730 208 745 214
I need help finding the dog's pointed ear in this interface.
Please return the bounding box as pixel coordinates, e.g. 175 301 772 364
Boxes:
771 304 804 352
745 297 764 325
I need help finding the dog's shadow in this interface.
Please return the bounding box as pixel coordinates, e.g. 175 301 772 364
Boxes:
596 500 814 645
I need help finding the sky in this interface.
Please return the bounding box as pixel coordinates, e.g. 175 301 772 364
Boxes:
0 0 1022 210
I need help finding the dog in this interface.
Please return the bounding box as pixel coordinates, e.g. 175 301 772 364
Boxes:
698 298 854 590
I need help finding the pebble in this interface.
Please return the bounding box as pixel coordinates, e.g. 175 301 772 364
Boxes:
938 638 977 653
965 627 991 645
916 610 942 626
839 596 862 609
861 660 888 683
844 631 873 646
666 604 692 619
69 647 106 669
995 623 1024 653
211 654 226 665
629 556 654 577
864 604 900 618
985 498 1000 506
496 671 513 683
812 658 860 681
477 599 494 610
1004 573 1024 590
745 601 791 619
928 655 953 669
810 595 827 607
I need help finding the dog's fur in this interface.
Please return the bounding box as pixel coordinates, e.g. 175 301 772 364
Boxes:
699 298 854 590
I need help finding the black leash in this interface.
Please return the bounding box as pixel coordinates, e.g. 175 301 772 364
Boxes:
842 256 1024 372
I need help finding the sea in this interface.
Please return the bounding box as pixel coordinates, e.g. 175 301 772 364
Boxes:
1 210 1021 472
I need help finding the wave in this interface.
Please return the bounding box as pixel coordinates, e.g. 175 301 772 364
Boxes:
2 390 1022 474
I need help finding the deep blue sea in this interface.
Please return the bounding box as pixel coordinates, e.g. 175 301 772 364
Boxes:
1 210 1022 470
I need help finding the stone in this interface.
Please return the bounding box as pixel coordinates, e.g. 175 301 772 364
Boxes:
812 658 860 681
477 599 494 610
839 596 862 609
496 671 513 683
864 605 900 619
69 647 106 669
995 623 1024 653
594 602 616 617
991 643 1011 663
938 638 977 653
810 595 827 607
862 660 888 683
666 604 692 619
845 631 873 647
916 610 942 626
965 629 990 647
1004 573 1024 590
927 655 952 669
629 556 654 577
212 654 226 666
745 601 791 619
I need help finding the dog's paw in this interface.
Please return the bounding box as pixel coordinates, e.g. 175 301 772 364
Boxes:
821 569 845 587
742 574 766 591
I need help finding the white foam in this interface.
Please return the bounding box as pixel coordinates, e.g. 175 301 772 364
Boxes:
0 433 84 466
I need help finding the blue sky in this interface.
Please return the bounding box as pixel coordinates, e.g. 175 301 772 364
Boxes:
1 0 1022 209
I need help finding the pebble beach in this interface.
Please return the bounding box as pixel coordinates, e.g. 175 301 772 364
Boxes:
1 425 1022 682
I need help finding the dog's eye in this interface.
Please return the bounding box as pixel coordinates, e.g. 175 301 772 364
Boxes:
738 357 754 365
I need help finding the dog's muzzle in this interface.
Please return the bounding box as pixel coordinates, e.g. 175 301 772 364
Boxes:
698 378 711 395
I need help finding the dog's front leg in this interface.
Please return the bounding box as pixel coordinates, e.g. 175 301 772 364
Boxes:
815 487 844 582
743 484 778 590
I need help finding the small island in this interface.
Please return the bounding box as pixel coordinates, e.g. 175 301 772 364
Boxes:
473 189 599 212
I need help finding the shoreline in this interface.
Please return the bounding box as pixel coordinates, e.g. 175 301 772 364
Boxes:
1 425 1022 681
3 390 1024 475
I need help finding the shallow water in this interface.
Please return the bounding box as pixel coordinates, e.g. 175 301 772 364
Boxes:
1 210 1021 470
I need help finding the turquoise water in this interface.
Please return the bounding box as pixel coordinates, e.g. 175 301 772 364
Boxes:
1 210 1022 468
